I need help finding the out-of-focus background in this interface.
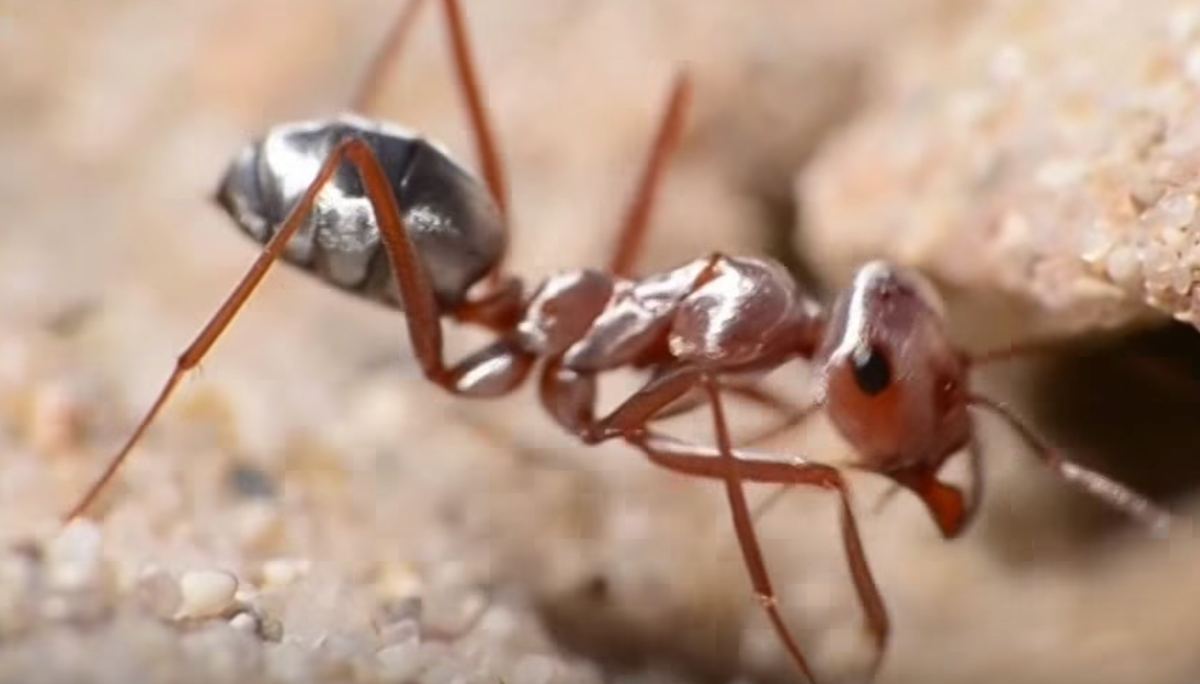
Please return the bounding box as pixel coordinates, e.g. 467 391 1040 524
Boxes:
4 0 1200 683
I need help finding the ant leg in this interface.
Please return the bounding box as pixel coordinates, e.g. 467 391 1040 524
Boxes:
635 381 820 525
699 376 817 684
606 72 694 278
968 394 1172 537
542 362 758 438
566 364 701 443
574 363 814 446
553 362 821 523
723 389 820 527
353 0 508 219
740 396 819 448
350 0 433 114
437 0 508 220
541 363 888 679
64 138 524 522
644 380 807 426
347 0 510 285
749 482 793 525
632 429 890 682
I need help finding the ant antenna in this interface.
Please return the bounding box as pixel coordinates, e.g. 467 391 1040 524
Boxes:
967 394 1172 538
970 336 1067 366
351 0 432 115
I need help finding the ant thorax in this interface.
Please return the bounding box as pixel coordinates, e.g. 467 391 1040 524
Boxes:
516 256 823 376
514 260 713 371
815 261 971 472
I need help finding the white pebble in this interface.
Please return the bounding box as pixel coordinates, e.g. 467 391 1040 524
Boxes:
261 558 310 589
229 611 258 634
176 569 239 620
1104 245 1141 284
46 518 104 590
1080 220 1113 264
374 561 424 602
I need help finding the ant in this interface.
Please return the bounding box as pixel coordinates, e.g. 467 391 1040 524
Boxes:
62 0 1173 682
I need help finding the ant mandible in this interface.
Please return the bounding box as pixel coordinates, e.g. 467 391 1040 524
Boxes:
63 0 1173 683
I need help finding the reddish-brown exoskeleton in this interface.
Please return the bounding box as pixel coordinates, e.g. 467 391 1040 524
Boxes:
63 1 1172 683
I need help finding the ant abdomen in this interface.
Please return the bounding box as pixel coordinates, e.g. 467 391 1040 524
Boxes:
816 261 970 470
215 114 506 310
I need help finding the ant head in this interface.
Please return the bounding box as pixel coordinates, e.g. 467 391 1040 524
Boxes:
814 261 971 472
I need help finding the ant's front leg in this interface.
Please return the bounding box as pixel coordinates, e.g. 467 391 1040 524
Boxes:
541 362 888 683
633 428 890 683
554 361 818 445
700 374 820 684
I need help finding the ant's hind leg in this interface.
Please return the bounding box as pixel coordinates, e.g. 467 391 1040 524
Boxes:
437 0 508 220
606 72 694 278
65 138 512 522
353 0 510 232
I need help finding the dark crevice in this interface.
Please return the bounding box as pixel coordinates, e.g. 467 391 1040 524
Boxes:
980 322 1200 564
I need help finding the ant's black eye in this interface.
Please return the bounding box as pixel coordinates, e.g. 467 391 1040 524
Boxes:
851 344 891 396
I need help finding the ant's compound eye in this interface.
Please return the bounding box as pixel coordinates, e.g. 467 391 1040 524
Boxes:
851 344 891 396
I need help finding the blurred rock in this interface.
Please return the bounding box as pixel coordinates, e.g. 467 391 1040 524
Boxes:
802 0 1200 350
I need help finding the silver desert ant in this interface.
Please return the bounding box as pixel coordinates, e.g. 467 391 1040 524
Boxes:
63 0 1173 682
